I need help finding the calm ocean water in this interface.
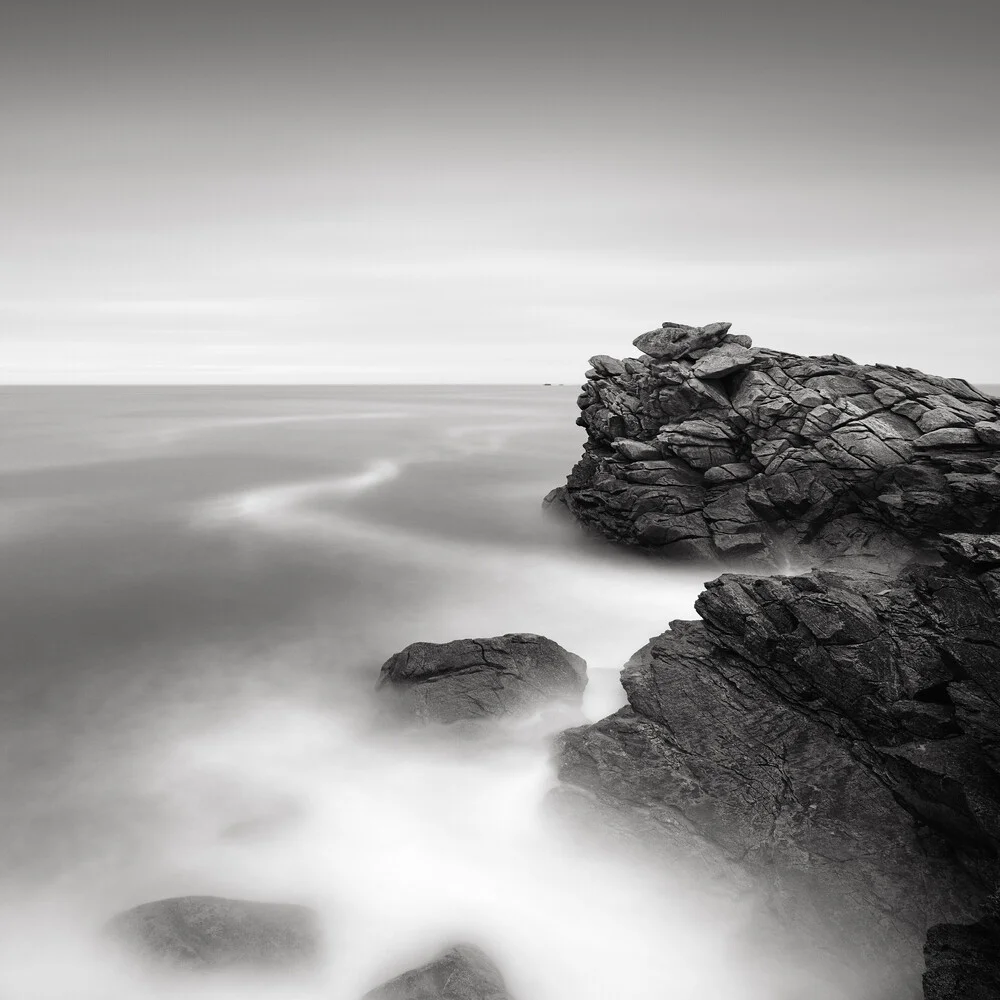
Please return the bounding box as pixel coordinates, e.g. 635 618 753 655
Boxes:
0 385 888 999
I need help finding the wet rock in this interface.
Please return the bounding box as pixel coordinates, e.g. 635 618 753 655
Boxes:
106 896 321 970
362 944 512 1000
377 633 587 723
554 543 1000 996
551 318 1000 565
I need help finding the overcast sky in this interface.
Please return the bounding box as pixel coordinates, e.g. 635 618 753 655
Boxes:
2 0 997 383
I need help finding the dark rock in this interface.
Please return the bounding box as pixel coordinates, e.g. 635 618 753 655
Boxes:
363 944 512 1000
553 545 1000 996
551 318 1000 565
923 917 1000 1000
377 634 587 723
541 486 568 511
106 896 321 970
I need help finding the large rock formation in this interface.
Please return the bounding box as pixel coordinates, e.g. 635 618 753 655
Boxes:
106 895 321 970
554 535 1000 997
547 320 1000 566
363 944 513 1000
377 633 586 724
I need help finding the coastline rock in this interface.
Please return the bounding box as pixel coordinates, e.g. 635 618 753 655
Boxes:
106 896 321 970
553 536 1000 996
363 944 512 1000
554 319 1000 566
923 914 1000 1000
377 633 587 724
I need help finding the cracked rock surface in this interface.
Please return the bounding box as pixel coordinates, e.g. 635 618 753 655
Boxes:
549 320 1000 566
377 633 587 723
363 944 513 1000
554 535 1000 997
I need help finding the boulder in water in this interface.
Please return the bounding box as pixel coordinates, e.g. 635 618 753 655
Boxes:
377 633 586 724
362 944 513 1000
106 895 321 970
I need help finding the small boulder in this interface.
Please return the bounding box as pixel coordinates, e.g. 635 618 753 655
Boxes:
974 421 1000 446
632 321 732 361
377 634 586 724
106 896 321 970
363 944 512 1000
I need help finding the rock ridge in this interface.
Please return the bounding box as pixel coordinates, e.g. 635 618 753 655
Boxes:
549 320 1000 566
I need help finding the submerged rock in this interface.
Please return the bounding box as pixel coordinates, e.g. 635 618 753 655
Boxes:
553 318 1000 566
377 633 587 724
363 944 512 1000
553 536 1000 997
106 895 321 970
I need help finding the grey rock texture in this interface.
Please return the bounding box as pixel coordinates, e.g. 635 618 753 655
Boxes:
923 911 1000 1000
552 320 1000 566
363 944 512 1000
106 895 320 970
377 633 587 723
554 536 1000 997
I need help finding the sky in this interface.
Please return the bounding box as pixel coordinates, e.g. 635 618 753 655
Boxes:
1 0 998 384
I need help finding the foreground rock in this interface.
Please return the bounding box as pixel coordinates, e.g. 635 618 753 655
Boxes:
554 535 1000 997
106 896 320 970
923 909 1000 999
363 944 512 1000
550 319 1000 566
377 633 586 723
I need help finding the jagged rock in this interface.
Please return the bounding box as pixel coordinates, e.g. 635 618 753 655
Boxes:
377 634 587 723
553 318 1000 565
362 944 512 1000
632 321 732 360
553 540 1000 997
106 896 321 970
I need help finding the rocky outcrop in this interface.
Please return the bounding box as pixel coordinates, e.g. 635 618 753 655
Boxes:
362 944 512 1000
377 633 586 724
106 896 321 970
550 320 1000 566
553 535 1000 997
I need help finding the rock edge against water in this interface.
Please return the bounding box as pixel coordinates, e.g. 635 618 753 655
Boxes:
554 532 1000 998
549 319 1000 566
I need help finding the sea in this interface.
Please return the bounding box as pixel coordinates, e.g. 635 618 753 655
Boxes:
0 385 891 999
